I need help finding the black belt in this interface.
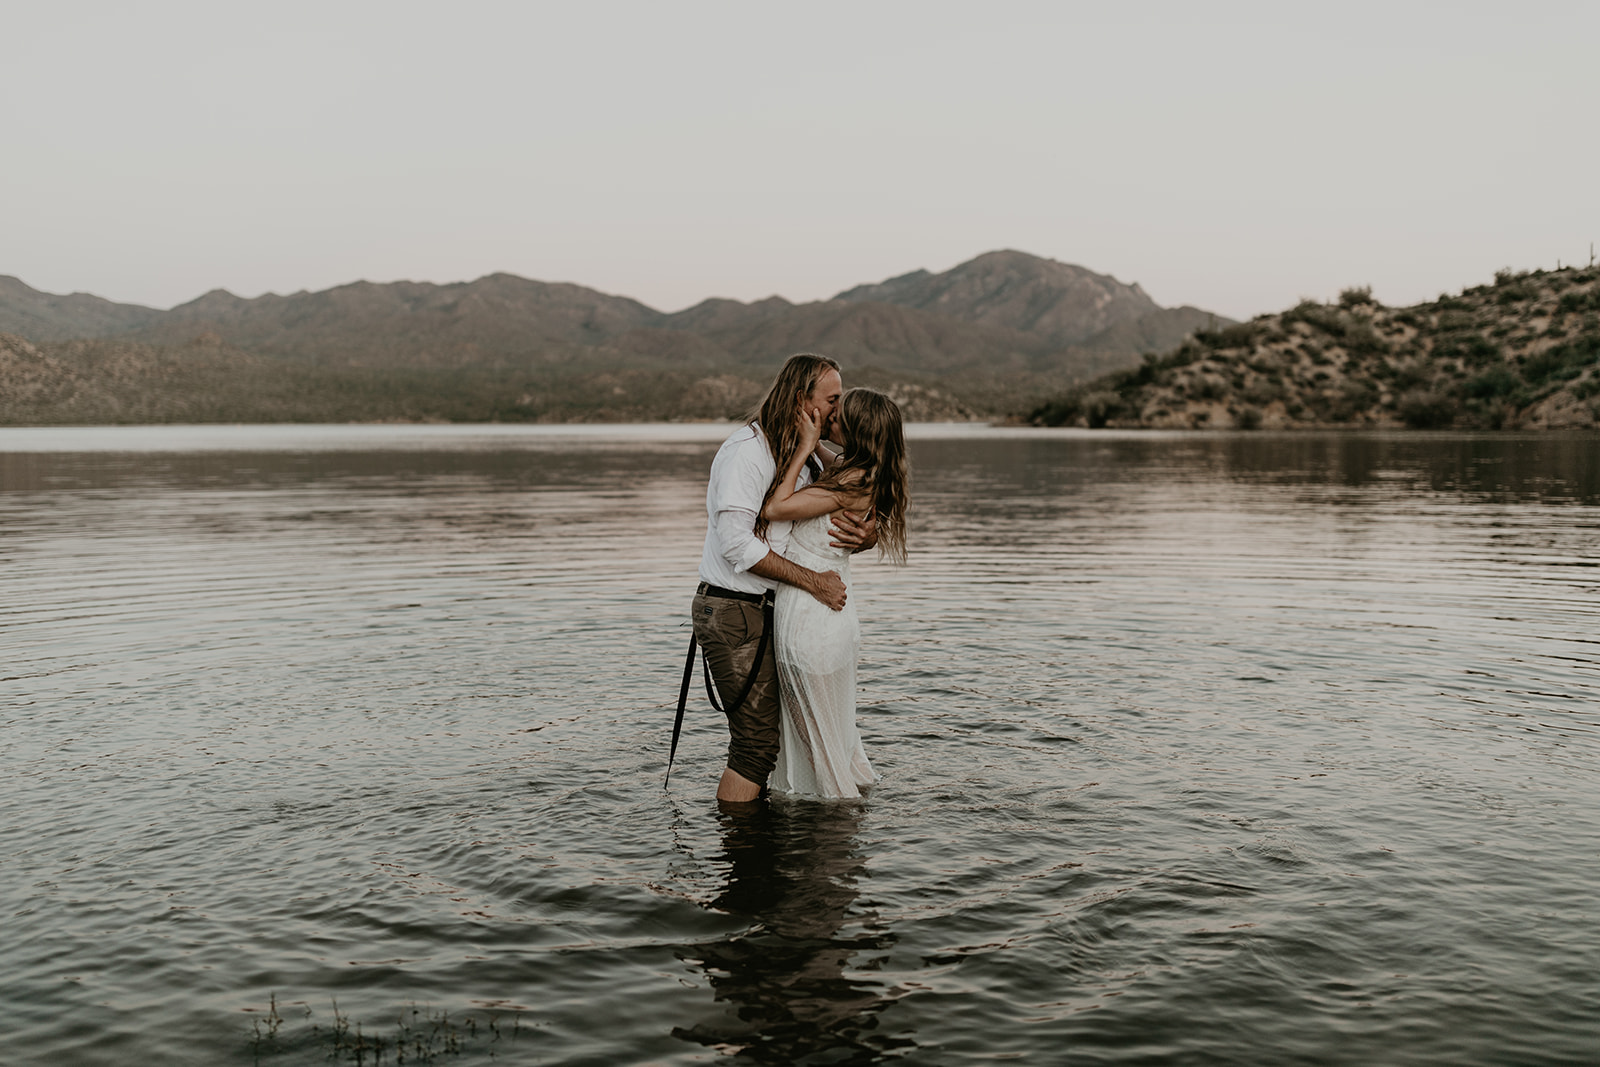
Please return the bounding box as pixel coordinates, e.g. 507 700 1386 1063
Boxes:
668 585 776 786
696 581 768 604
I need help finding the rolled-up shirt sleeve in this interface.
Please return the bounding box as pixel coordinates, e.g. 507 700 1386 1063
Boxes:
714 505 769 574
710 436 773 573
701 424 811 589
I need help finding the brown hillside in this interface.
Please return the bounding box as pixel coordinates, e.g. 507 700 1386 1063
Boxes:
659 295 796 334
0 276 161 341
0 250 1232 423
702 300 1041 374
0 252 1224 381
833 250 1163 349
135 274 662 366
0 332 280 424
1031 266 1600 430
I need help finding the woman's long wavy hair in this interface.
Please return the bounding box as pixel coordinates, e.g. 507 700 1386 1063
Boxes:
751 353 839 541
812 388 910 563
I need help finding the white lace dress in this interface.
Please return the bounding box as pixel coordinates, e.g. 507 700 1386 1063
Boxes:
770 513 877 799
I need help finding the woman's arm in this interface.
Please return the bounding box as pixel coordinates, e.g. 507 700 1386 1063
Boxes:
763 409 841 520
764 484 848 522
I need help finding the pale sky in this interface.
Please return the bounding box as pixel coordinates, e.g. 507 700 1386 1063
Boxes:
4 1 1596 321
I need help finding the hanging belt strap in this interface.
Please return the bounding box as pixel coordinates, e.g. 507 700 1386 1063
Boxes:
666 592 775 786
666 634 699 786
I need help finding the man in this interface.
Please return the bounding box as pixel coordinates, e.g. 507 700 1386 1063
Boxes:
692 353 878 803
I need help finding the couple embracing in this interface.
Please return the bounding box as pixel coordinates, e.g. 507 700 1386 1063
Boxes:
681 354 910 803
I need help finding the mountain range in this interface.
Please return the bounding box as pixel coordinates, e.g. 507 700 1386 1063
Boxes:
0 251 1226 424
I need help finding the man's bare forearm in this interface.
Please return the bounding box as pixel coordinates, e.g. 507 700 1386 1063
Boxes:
748 551 846 610
749 551 820 592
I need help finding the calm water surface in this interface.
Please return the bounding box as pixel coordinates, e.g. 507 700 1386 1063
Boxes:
2 424 1598 1066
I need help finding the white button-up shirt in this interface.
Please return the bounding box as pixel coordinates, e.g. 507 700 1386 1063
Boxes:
698 422 812 594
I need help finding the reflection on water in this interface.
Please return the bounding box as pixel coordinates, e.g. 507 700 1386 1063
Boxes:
2 425 1598 502
2 425 1598 1066
673 801 904 1063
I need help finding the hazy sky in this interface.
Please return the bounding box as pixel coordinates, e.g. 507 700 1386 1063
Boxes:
5 1 1597 320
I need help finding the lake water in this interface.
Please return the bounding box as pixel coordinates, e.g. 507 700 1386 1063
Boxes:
2 424 1597 1066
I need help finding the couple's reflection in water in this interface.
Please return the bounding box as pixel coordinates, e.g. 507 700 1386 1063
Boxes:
672 798 911 1063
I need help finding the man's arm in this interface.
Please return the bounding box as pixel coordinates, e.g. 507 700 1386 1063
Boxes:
707 428 845 609
711 506 846 610
749 551 847 611
829 510 879 554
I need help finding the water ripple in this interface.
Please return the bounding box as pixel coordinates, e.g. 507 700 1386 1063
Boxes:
2 427 1598 1065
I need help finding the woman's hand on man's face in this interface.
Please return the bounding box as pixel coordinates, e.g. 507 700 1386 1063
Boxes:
796 406 824 451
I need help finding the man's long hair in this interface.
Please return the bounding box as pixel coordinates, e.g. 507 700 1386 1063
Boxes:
812 388 910 563
750 353 840 541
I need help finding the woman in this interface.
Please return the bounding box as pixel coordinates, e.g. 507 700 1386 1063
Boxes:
758 388 910 799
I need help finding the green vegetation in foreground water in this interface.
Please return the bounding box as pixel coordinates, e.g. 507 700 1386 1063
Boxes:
1030 264 1600 430
245 994 532 1064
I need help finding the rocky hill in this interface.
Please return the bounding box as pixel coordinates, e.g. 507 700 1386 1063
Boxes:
835 250 1160 346
0 251 1223 424
1030 266 1600 431
833 249 1217 362
0 332 984 425
0 275 162 341
135 274 664 366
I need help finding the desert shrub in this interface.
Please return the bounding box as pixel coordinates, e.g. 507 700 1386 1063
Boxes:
1243 379 1286 406
1165 339 1206 366
1433 333 1501 367
1398 390 1458 429
1194 322 1261 350
1114 345 1203 395
1521 334 1600 385
1329 380 1378 421
1282 301 1347 337
1571 376 1600 400
1383 358 1432 391
1233 405 1263 430
1030 393 1084 426
1461 396 1512 429
1191 375 1228 401
1081 391 1127 428
1115 364 1155 392
1247 352 1284 374
1462 366 1521 399
1342 320 1390 358
1557 289 1600 314
1338 286 1376 308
